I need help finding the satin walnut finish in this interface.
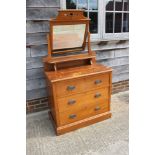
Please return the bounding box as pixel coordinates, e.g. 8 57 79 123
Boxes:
43 10 112 135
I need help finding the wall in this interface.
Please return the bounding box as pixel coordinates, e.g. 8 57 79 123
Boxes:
26 0 129 103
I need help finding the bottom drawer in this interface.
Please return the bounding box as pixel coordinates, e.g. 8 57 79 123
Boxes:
59 101 109 125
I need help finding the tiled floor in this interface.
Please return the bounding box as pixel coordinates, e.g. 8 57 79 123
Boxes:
27 91 129 155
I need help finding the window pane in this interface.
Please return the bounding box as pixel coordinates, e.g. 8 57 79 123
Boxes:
84 11 88 17
89 12 98 33
114 13 122 33
89 0 98 10
106 13 113 33
124 0 129 11
123 13 129 32
66 0 77 9
106 0 114 11
115 0 123 11
78 0 88 10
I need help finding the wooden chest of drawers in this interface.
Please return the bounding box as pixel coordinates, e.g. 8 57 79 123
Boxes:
42 10 112 135
45 64 112 135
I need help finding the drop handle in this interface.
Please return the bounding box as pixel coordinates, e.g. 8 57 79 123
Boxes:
94 93 101 98
95 79 102 84
69 114 76 119
67 85 76 91
68 99 76 105
94 106 101 111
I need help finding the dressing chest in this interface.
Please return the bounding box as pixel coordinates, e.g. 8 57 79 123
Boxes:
43 10 112 135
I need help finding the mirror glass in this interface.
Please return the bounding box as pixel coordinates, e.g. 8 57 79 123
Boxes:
53 24 86 51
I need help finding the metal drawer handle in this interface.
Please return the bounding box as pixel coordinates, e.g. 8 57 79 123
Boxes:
95 79 102 85
68 99 76 105
94 106 101 111
67 85 76 91
94 93 101 98
69 114 76 119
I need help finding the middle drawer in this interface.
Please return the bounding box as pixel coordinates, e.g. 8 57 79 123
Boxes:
57 88 109 113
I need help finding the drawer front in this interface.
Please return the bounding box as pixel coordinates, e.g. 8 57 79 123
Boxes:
55 78 84 97
84 73 110 91
57 88 109 113
54 73 110 98
59 101 109 125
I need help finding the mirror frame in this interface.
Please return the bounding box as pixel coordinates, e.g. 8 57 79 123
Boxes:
47 10 92 57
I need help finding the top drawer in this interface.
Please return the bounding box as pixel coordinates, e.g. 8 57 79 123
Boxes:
85 73 110 90
55 78 84 97
54 73 110 97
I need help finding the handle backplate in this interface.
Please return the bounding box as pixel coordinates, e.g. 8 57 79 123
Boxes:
69 114 76 119
94 93 101 98
95 79 102 85
94 106 101 111
67 85 76 91
68 99 76 105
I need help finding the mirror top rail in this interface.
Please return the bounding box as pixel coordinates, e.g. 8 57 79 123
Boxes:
50 10 90 22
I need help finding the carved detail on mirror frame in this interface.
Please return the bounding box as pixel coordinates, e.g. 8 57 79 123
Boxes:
56 10 87 21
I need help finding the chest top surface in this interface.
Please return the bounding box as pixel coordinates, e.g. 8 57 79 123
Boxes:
45 64 112 82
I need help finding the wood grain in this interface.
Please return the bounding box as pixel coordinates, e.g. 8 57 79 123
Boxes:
43 10 112 135
43 52 96 63
48 111 112 135
57 88 109 113
26 8 59 21
59 102 109 125
26 33 47 46
27 88 47 100
26 21 49 34
27 0 60 8
45 64 112 82
27 57 43 69
26 68 44 80
26 78 46 91
54 73 110 97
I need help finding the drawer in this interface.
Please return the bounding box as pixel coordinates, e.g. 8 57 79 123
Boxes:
54 73 110 98
55 78 84 97
59 101 109 125
57 88 109 113
84 73 110 91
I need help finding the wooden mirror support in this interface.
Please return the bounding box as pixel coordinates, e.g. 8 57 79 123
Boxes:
49 10 92 55
42 10 112 135
43 10 96 71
